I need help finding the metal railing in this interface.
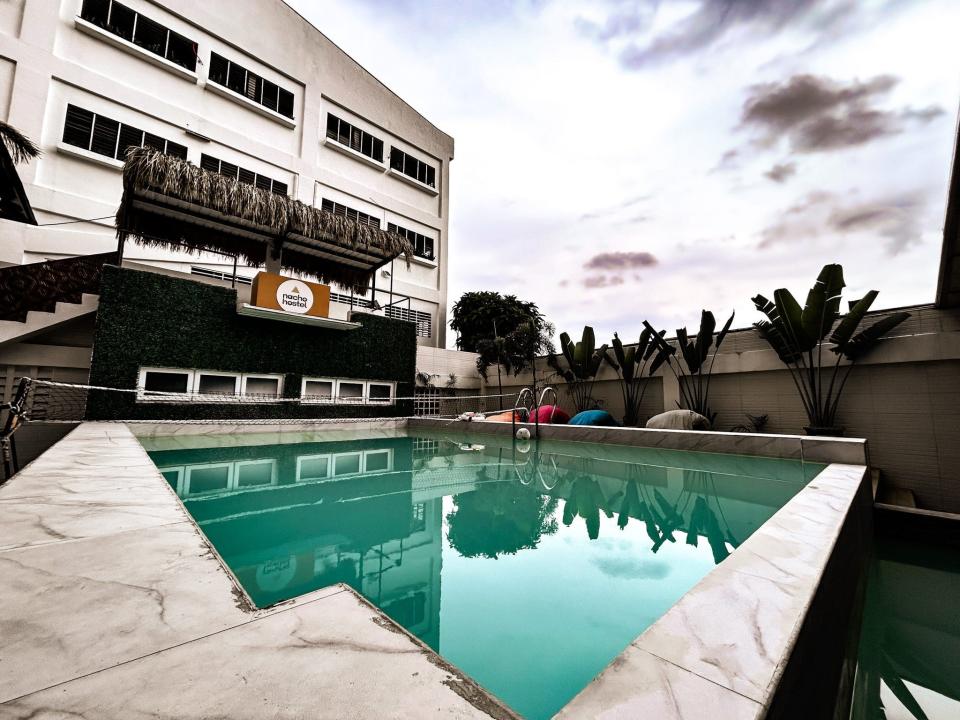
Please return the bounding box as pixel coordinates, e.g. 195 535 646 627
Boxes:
1 377 31 482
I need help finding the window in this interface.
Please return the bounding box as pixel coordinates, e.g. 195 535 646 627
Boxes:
200 154 288 196
195 372 239 396
337 381 365 403
296 455 331 482
411 502 426 532
136 368 283 402
364 449 392 472
235 459 276 488
242 375 283 398
367 382 394 404
141 369 190 396
387 223 435 261
80 0 198 72
389 148 436 188
208 52 294 119
185 463 232 495
414 388 441 416
301 378 335 403
385 306 432 338
320 199 381 229
62 105 187 161
295 449 393 483
300 378 395 405
334 452 362 476
170 459 277 497
325 114 384 163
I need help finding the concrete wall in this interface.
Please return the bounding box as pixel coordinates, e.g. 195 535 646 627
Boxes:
460 305 960 514
1 0 452 346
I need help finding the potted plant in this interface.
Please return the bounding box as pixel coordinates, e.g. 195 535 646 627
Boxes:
606 327 664 426
752 263 910 436
643 310 736 424
547 326 610 413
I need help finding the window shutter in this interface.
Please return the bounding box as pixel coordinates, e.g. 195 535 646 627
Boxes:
62 105 94 149
90 115 119 157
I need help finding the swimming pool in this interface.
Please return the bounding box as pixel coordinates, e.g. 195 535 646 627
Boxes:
143 430 824 719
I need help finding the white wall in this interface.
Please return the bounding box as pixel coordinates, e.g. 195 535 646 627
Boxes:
1 0 454 346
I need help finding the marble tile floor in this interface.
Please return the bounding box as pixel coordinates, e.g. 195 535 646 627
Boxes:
0 423 513 720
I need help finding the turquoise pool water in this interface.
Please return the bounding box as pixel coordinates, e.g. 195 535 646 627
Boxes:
144 431 823 719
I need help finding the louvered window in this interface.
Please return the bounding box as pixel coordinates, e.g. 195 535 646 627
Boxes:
385 306 433 337
80 0 197 72
62 104 187 161
389 148 436 188
321 199 380 228
208 52 295 120
325 114 384 163
199 153 288 196
387 223 435 261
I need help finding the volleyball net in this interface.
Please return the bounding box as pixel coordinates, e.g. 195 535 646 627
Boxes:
1 377 521 426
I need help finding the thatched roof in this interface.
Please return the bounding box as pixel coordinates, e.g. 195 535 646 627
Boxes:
117 148 412 290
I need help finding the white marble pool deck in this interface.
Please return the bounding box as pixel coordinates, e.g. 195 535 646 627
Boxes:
0 420 869 719
0 423 515 720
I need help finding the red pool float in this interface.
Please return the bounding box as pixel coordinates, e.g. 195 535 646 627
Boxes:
529 405 570 424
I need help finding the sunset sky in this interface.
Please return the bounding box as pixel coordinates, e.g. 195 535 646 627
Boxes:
289 0 960 347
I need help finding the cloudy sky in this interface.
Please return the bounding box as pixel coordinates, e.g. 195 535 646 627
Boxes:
287 0 960 347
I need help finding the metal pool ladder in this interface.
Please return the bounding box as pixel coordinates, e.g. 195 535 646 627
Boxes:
510 386 558 440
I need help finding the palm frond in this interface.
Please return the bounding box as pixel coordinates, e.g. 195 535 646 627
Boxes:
0 121 41 164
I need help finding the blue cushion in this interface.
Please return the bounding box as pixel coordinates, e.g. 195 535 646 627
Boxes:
569 410 619 427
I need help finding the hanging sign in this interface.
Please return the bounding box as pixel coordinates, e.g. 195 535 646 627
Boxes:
251 272 331 318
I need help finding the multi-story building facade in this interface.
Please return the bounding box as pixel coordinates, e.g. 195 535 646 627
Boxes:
0 0 454 346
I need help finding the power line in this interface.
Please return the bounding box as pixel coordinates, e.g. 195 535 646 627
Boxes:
37 215 114 227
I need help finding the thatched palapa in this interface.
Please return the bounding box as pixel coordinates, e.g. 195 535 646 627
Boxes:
117 147 412 290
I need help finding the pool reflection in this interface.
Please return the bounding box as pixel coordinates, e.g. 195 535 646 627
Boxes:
150 435 809 655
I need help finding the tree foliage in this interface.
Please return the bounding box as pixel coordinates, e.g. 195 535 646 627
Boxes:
450 291 554 377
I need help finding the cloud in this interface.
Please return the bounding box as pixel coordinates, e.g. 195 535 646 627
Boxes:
585 251 658 270
711 148 741 173
612 0 858 69
583 274 626 288
764 161 797 183
575 2 657 43
593 555 670 580
759 190 927 254
738 74 944 153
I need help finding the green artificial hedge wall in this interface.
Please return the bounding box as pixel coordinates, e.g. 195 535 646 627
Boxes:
86 266 417 420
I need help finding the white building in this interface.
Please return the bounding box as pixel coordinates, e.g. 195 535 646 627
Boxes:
0 0 454 346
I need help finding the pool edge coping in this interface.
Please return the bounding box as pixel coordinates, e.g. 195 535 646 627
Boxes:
129 418 871 719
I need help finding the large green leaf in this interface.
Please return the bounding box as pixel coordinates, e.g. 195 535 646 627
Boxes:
829 290 878 348
643 329 667 361
715 311 735 350
573 341 586 378
589 343 610 376
694 310 717 365
802 264 845 341
581 326 596 366
774 288 815 352
560 332 575 371
837 312 910 359
612 332 626 368
754 320 803 364
649 345 675 375
637 326 652 359
752 294 778 323
676 327 700 374
623 345 637 381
